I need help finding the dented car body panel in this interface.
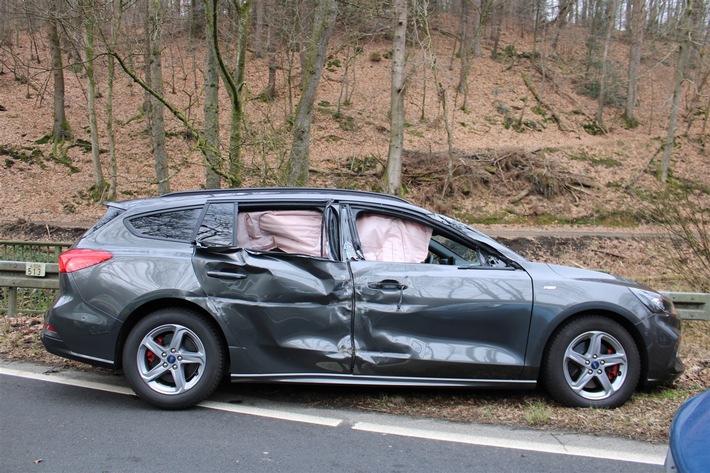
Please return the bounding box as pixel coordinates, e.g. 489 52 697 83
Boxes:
41 188 683 408
351 261 533 379
193 248 354 375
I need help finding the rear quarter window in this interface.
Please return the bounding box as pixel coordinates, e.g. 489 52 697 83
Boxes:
83 206 124 238
128 207 202 241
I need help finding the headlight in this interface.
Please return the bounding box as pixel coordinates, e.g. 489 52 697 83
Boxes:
630 287 675 315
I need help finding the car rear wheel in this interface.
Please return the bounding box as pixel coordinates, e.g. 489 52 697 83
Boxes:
542 315 640 408
122 308 225 409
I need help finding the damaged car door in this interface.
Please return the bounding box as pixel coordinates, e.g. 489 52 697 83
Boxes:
192 201 354 377
347 207 534 382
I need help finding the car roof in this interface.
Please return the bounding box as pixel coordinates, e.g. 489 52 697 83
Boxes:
107 187 417 212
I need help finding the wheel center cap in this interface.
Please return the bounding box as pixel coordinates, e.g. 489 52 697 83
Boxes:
591 360 600 369
167 354 177 364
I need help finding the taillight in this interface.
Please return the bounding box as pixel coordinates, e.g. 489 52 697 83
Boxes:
59 249 113 273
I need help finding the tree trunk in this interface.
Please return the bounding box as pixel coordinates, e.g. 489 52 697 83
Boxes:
661 0 694 183
472 0 482 58
48 0 71 141
204 3 221 190
263 2 277 101
209 0 250 188
551 0 573 54
457 0 483 106
148 0 170 194
105 0 124 200
624 0 645 127
384 0 408 195
490 0 504 59
190 0 205 38
595 0 617 128
83 0 106 197
254 0 265 58
286 0 338 187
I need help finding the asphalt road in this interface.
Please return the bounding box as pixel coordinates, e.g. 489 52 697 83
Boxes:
1 361 667 473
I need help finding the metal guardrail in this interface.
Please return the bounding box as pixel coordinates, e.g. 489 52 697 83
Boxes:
0 240 72 263
661 292 710 321
1 257 710 321
0 261 60 317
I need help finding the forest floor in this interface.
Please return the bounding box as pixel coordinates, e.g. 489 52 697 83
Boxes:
1 17 709 443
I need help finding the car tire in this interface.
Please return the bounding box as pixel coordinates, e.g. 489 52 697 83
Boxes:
122 308 225 409
542 315 640 408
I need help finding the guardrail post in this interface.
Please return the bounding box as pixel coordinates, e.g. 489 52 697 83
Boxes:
7 287 17 317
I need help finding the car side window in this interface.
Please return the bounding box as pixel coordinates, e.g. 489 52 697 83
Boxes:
197 202 235 246
354 211 511 268
236 209 329 258
429 233 511 268
355 213 433 263
128 207 202 241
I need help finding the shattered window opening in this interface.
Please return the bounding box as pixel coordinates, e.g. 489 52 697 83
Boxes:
236 210 328 258
355 213 433 263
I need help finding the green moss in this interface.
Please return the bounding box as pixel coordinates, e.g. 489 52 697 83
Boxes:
568 150 622 168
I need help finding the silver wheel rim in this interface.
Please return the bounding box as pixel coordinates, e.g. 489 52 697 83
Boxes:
562 330 628 401
136 324 207 396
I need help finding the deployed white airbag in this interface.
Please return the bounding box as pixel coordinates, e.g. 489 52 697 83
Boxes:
237 210 325 257
356 214 432 263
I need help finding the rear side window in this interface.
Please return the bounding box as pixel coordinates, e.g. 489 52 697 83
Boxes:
128 208 202 241
83 206 124 238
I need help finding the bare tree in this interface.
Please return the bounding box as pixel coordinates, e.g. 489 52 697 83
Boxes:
457 0 482 110
47 0 71 141
595 0 617 129
383 0 408 195
204 0 222 189
624 0 646 127
551 0 574 54
253 0 266 58
208 0 251 187
82 0 106 197
147 0 170 194
660 0 694 182
103 0 126 200
286 0 338 186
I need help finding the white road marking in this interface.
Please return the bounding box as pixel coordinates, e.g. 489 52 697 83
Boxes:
0 365 666 465
0 366 340 426
0 366 134 396
199 400 342 427
352 422 665 466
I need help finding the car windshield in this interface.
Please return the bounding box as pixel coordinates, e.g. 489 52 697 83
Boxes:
428 213 528 263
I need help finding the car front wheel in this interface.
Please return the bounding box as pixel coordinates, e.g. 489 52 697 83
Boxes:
542 315 640 408
122 308 225 409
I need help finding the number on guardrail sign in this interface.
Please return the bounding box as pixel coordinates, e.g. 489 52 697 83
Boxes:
25 262 46 277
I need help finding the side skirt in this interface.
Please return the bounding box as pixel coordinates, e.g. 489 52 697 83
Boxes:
229 373 537 389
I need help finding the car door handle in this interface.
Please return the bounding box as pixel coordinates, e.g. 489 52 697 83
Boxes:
206 270 247 280
368 281 407 291
368 280 407 311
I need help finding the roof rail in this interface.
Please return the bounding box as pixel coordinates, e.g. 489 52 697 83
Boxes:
161 187 411 204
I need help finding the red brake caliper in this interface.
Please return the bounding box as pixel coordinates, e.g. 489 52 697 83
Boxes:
145 336 164 364
606 348 619 381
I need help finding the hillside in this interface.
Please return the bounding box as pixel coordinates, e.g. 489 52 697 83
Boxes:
0 18 706 230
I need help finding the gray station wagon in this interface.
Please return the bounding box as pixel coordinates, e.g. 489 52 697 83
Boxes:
41 188 683 409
